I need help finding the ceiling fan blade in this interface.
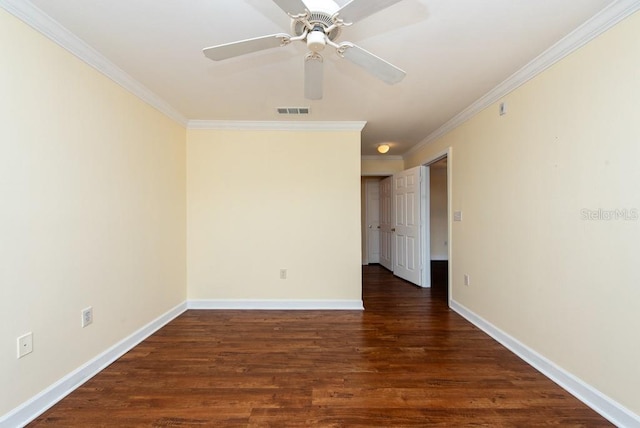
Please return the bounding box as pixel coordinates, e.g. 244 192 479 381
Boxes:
340 43 406 85
335 0 404 24
272 0 308 16
203 33 290 61
304 53 323 100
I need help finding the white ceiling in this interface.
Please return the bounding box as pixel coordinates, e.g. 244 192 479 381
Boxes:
21 0 614 155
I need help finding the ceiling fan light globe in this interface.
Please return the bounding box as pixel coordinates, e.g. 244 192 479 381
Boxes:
307 31 326 52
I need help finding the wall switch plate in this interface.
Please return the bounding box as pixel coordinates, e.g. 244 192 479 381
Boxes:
279 269 287 280
17 332 33 358
454 211 462 222
464 274 470 286
82 306 93 328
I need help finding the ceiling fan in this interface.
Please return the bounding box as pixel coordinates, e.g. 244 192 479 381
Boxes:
202 0 406 100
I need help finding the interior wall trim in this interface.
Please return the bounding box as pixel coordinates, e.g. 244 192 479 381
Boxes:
0 302 187 428
405 0 640 158
0 0 189 127
187 120 367 132
450 299 639 428
188 299 365 310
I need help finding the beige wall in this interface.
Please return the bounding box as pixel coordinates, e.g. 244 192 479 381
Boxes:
406 11 640 415
361 157 404 176
0 10 187 416
187 129 362 302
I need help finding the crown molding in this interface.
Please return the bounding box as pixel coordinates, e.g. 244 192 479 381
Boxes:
404 0 640 159
361 155 404 161
188 120 367 132
0 0 189 127
4 0 637 148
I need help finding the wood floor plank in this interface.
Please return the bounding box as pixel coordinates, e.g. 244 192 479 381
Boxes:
29 265 612 427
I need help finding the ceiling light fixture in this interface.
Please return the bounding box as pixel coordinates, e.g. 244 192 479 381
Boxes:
377 144 390 154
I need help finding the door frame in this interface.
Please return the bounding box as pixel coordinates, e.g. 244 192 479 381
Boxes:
364 177 381 265
421 147 453 305
420 165 430 287
361 147 452 305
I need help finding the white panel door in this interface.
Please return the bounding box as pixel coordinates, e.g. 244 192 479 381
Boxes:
379 176 393 271
393 166 424 285
365 179 381 264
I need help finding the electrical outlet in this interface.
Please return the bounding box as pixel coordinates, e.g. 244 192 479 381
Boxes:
464 274 470 286
17 332 33 359
81 306 93 328
279 269 287 280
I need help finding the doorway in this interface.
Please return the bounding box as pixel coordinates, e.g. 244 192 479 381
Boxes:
427 157 449 296
361 149 450 300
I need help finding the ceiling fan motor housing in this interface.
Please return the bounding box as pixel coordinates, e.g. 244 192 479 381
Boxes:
291 10 341 42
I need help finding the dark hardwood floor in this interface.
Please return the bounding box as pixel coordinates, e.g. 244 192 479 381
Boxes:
30 265 611 427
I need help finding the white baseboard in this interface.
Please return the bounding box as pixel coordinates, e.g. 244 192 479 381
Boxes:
14 298 631 426
450 299 640 428
0 302 187 428
188 299 364 310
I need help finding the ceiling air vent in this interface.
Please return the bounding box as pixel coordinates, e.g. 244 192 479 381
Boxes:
277 107 311 115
